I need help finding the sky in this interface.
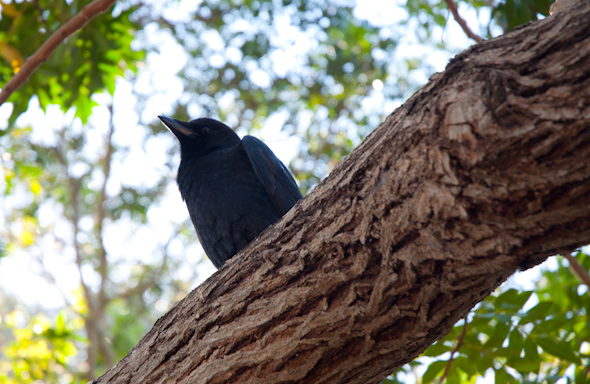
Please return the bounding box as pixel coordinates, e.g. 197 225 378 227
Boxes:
1 1 576 383
0 0 553 330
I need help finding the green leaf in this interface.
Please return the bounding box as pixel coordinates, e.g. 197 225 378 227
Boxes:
495 368 508 384
494 313 512 324
535 336 581 365
422 360 447 383
506 359 537 374
423 340 452 357
446 363 461 384
454 355 477 377
522 337 540 373
495 289 533 312
520 300 554 323
56 312 65 334
506 329 524 359
484 321 511 349
575 365 590 384
475 353 495 375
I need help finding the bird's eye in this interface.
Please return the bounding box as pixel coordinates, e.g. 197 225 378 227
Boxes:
201 127 210 134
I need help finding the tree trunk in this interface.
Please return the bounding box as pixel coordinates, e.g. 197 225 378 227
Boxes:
92 4 590 384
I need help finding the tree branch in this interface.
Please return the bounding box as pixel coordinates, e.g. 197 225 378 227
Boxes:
93 3 590 383
550 0 580 14
97 103 115 314
444 0 484 43
0 0 117 106
438 320 468 383
53 142 93 314
32 0 50 33
54 141 98 380
563 253 590 297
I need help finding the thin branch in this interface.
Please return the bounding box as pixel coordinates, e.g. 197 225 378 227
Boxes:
97 328 115 370
87 103 117 372
0 0 117 106
438 319 469 384
84 317 99 381
53 143 94 314
97 103 115 314
54 140 98 381
563 253 590 298
32 0 50 32
444 0 484 43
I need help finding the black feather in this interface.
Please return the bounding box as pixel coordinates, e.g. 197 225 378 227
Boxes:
159 116 302 268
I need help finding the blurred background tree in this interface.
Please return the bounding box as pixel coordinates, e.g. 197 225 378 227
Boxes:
1 0 588 383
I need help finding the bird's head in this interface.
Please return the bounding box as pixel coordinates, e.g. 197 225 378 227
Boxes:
158 116 240 158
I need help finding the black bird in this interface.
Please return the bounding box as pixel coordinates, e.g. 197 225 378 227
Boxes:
159 116 302 268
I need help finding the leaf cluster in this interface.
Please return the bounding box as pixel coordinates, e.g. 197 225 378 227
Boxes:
0 311 83 384
0 0 144 127
396 252 590 383
155 0 417 193
0 0 582 382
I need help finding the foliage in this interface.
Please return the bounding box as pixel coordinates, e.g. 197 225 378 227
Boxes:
492 0 553 31
0 112 196 379
1 0 585 383
156 0 418 192
387 251 590 383
0 0 143 127
0 310 83 384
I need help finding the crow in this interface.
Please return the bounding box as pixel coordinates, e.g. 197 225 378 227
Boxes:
159 116 302 268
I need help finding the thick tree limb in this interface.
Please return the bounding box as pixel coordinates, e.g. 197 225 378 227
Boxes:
550 0 580 14
0 0 117 106
93 3 590 383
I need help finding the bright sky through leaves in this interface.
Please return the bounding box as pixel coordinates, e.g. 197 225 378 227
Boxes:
0 0 482 308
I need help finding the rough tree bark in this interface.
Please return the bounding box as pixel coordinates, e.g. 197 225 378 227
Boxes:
93 3 590 384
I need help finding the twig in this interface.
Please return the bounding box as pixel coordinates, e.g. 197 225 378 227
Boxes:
0 0 117 106
97 103 115 314
53 143 94 312
444 0 484 43
32 0 50 32
438 319 469 383
97 326 114 371
54 139 98 380
563 253 590 297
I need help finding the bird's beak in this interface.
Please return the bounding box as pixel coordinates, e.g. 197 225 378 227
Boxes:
158 116 194 138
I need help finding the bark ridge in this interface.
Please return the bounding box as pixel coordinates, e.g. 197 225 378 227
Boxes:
93 3 590 383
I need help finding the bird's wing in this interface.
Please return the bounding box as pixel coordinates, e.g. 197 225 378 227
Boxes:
242 135 303 215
